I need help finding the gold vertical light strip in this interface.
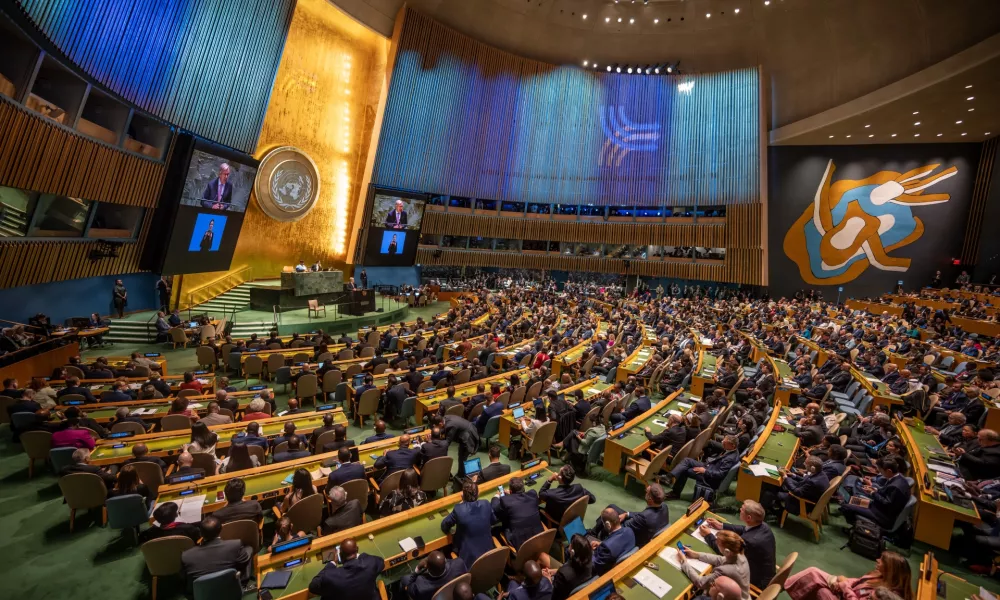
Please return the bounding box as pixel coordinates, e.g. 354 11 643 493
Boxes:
960 137 997 266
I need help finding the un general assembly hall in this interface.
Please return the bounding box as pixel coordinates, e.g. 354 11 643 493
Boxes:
3 1 1000 599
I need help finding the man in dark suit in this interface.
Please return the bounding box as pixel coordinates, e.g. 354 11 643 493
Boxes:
441 414 480 478
237 422 269 449
272 422 307 450
384 199 408 229
145 372 172 398
200 163 234 210
957 428 1000 480
506 561 553 600
56 377 96 403
475 394 506 434
700 499 776 590
539 465 596 522
122 443 166 472
839 456 912 529
309 538 385 600
110 407 152 432
778 456 830 516
61 448 117 489
362 420 393 444
181 515 253 592
374 435 419 482
322 486 364 535
212 478 263 524
644 413 687 452
491 476 543 550
620 484 670 546
610 386 651 424
418 427 450 467
383 378 409 422
478 445 511 483
166 452 206 483
592 507 636 575
571 390 592 426
274 436 311 462
326 448 366 491
323 424 356 454
310 412 338 451
401 551 467 600
666 435 740 499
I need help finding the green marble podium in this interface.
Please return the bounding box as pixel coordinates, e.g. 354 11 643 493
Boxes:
279 271 344 295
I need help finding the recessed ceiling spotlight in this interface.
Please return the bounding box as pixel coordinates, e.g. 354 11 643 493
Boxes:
868 134 874 138
607 66 612 72
864 124 870 128
937 133 943 137
891 134 897 137
706 13 711 18
735 8 740 13
617 17 623 22
961 132 967 136
965 85 973 89
593 64 598 69
582 14 587 19
914 121 920 126
605 17 610 22
912 111 919 115
846 135 852 138
967 96 975 100
583 60 589 66
654 18 659 23
914 133 920 137
969 108 975 112
987 132 992 136
764 0 770 5
956 120 963 124
629 18 634 24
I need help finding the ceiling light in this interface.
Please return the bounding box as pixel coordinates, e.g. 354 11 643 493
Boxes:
868 134 874 138
654 67 660 74
629 18 634 24
969 108 975 112
735 8 741 13
961 132 967 136
828 135 834 139
914 121 920 126
654 18 659 23
764 0 770 5
627 67 633 73
864 124 870 128
965 85 973 89
583 60 589 66
937 133 943 137
846 135 852 138
706 13 711 18
605 17 610 22
956 120 963 124
593 64 598 69
617 17 622 22
968 96 975 100
891 134 897 137
607 66 612 72
912 111 919 115
616 67 621 73
987 132 992 136
914 133 920 137
666 66 672 73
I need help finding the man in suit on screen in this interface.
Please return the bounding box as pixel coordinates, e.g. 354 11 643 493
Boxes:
384 199 408 229
201 163 233 210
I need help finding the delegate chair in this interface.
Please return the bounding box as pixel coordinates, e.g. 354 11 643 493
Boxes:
141 536 195 600
445 404 465 417
275 493 324 537
341 478 370 515
59 472 109 532
193 568 242 600
49 447 78 474
526 421 557 463
221 519 263 556
470 547 510 595
419 456 454 497
196 346 218 371
624 444 672 489
751 551 798 597
371 469 403 505
244 356 264 386
169 328 189 349
509 528 557 572
107 493 151 546
266 354 285 380
191 452 218 476
21 430 52 478
274 367 293 393
308 299 327 319
779 475 843 541
111 421 147 436
434 573 472 600
356 387 380 426
131 461 166 497
160 414 193 432
296 374 319 407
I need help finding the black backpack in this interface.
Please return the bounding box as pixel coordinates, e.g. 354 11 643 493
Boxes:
847 517 884 559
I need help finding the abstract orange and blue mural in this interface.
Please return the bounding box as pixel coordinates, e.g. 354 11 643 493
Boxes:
783 160 957 285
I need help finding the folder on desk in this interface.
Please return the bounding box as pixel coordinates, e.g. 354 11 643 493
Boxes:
260 570 292 590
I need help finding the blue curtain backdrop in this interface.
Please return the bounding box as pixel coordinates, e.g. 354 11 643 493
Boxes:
372 11 760 206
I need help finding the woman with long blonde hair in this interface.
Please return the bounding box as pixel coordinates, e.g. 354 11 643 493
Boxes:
784 551 912 600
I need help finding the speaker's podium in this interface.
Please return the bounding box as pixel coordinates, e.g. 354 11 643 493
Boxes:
346 289 375 316
249 270 345 312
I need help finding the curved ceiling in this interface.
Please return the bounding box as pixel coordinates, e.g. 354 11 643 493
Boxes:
329 0 1000 127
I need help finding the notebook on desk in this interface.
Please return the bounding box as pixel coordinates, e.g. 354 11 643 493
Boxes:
260 570 292 590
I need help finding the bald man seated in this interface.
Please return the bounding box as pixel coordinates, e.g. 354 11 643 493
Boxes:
167 451 205 483
308 538 385 600
363 420 393 444
506 560 553 600
703 575 743 600
374 434 419 482
401 550 468 600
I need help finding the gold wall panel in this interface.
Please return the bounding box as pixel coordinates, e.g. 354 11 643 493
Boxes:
179 0 388 293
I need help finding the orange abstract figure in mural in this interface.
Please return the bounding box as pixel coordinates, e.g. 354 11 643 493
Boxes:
784 160 957 285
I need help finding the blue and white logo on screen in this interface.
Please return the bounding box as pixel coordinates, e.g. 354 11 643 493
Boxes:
599 105 661 168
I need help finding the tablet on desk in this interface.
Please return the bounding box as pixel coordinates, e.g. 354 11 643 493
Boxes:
512 407 525 419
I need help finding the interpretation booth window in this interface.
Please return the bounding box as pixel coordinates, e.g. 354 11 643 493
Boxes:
88 203 144 239
29 194 91 237
527 203 551 214
555 204 578 216
474 199 497 210
448 197 471 209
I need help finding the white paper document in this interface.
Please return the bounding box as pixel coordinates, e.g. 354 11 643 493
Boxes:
668 410 683 417
188 403 204 409
658 547 711 574
777 417 791 425
677 402 692 409
927 463 958 476
633 568 672 598
587 388 601 395
980 587 997 600
690 528 708 544
399 537 418 552
154 495 207 524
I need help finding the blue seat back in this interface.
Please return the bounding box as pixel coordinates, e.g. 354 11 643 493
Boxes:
107 493 149 529
193 568 242 600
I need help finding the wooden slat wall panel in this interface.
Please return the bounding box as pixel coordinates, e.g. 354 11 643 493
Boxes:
419 203 764 285
961 137 997 266
0 98 165 289
14 0 295 153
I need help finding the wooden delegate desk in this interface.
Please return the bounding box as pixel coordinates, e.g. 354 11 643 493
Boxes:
735 407 800 503
49 372 215 396
255 461 551 599
0 340 80 389
80 354 168 374
916 553 982 600
414 368 529 422
603 390 694 474
497 377 611 448
845 300 904 317
690 353 717 399
552 321 607 377
571 500 712 600
616 344 656 383
56 388 263 424
155 428 434 515
896 421 980 550
770 357 796 406
90 408 347 466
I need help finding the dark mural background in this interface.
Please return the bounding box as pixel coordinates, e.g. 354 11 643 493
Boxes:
768 144 981 300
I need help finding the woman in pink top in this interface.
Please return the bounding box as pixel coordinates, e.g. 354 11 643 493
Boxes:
52 412 95 449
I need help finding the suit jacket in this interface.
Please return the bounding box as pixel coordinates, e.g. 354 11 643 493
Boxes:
139 521 200 544
201 178 233 208
709 523 776 590
551 560 592 600
624 504 669 546
57 386 96 403
273 449 311 463
123 456 167 472
198 413 232 427
309 553 385 600
442 500 497 567
592 526 635 575
181 538 252 590
869 474 913 527
821 460 847 480
385 210 408 228
443 415 480 454
403 558 468 600
622 395 652 422
362 432 394 444
476 401 506 432
418 439 450 466
322 499 364 534
783 471 830 514
324 439 357 453
646 425 687 452
508 576 554 600
960 444 1000 481
327 462 366 489
213 499 262 523
539 480 596 522
479 462 511 483
704 451 740 487
375 447 419 480
491 491 544 550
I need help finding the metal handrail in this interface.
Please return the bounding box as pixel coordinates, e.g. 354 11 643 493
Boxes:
185 265 254 310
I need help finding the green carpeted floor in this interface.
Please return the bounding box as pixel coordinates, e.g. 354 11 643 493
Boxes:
2 305 997 599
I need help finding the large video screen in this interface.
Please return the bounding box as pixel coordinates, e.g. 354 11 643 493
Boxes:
364 190 427 266
180 149 256 213
159 143 258 274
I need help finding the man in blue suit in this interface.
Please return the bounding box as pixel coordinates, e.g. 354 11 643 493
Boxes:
506 561 554 600
308 538 384 600
777 456 830 516
491 477 544 550
839 456 912 529
587 484 669 547
326 447 366 491
592 507 636 575
610 385 651 425
441 481 497 568
666 435 740 499
401 551 467 600
475 394 506 434
362 420 393 444
374 434 419 482
200 163 233 210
